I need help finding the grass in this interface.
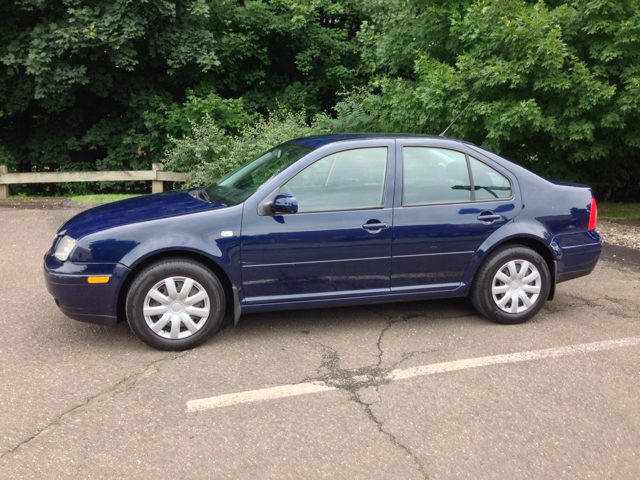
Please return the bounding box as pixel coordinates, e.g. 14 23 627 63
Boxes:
598 202 640 221
70 194 141 203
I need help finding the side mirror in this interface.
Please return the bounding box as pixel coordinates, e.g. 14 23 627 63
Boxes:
271 194 298 214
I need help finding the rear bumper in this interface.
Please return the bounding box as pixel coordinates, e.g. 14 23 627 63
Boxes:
557 263 597 284
44 254 131 328
555 231 601 284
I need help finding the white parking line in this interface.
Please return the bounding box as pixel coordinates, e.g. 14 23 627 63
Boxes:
388 336 640 380
187 336 640 412
187 382 336 412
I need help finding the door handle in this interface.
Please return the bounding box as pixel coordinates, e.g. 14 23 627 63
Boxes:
477 211 502 222
362 222 389 230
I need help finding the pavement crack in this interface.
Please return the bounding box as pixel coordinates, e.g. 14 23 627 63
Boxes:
561 293 605 309
363 305 390 320
314 346 390 391
390 350 432 370
0 351 186 464
353 388 429 479
552 293 637 319
308 344 428 478
374 313 406 369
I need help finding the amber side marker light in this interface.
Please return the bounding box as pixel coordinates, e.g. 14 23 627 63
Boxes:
87 276 110 284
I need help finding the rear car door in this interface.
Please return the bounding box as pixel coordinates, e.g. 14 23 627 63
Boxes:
391 139 521 293
241 140 395 304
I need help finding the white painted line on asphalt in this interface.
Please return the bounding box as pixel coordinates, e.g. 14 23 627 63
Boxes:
188 336 640 412
388 336 640 381
187 382 336 412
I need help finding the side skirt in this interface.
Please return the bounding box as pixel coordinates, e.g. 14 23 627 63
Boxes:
242 285 468 315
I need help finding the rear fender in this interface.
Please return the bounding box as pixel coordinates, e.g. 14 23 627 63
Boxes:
461 220 557 292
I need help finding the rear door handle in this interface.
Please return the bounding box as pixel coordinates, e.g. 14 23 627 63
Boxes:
362 222 389 230
477 212 502 222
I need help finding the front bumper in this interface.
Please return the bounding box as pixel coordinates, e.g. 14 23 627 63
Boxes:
44 254 131 328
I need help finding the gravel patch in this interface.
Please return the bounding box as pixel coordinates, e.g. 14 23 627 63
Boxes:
597 220 640 250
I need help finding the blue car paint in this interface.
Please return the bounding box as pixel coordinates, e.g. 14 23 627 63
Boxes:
44 254 131 326
240 138 397 302
389 138 523 292
58 190 225 239
44 135 601 328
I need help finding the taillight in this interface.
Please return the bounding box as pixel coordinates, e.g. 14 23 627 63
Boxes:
588 197 597 230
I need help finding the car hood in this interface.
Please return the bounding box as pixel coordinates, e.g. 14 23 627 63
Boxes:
58 190 226 239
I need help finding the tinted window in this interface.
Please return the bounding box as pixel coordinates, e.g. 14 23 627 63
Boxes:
469 156 512 200
281 147 388 212
402 147 471 205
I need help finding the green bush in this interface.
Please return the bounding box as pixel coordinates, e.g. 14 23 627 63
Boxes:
0 0 364 195
349 0 640 198
3 0 640 199
164 108 331 185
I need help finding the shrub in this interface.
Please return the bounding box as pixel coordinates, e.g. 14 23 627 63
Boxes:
164 108 331 185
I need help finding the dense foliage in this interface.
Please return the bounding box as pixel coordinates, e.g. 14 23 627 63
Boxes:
1 0 640 197
351 0 640 196
0 0 361 194
165 109 330 184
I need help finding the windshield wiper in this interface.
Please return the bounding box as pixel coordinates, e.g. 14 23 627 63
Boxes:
188 185 211 203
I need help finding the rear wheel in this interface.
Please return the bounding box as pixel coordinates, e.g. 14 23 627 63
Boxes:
471 245 550 325
126 258 225 350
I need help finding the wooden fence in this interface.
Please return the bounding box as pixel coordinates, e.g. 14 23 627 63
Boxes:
0 163 191 199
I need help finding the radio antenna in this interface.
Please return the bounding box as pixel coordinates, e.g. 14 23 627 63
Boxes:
439 97 476 137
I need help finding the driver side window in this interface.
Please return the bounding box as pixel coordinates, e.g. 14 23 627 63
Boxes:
281 147 388 212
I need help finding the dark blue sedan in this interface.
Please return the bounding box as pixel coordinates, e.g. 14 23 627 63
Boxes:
44 134 601 350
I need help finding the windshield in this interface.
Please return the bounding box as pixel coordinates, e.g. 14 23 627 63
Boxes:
205 143 313 206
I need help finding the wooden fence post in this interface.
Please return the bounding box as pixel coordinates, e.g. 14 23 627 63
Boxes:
152 163 163 193
0 165 7 199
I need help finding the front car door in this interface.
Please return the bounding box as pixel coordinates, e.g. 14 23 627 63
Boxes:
391 139 522 293
241 139 396 305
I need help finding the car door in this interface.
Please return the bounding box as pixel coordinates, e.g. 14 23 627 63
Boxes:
240 140 395 304
391 139 521 292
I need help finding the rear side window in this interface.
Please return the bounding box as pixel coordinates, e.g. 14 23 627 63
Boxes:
468 156 512 200
402 147 471 205
281 147 388 212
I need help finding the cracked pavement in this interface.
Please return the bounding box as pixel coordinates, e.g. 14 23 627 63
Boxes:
1 208 640 478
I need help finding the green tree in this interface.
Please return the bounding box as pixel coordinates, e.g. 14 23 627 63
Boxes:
0 0 364 194
345 0 640 197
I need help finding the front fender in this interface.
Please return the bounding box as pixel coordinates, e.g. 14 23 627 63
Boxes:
70 205 244 292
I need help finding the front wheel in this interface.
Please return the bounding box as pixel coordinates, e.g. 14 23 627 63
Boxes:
470 245 551 325
126 258 226 350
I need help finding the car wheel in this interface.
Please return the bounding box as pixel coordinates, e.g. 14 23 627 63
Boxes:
126 258 226 351
470 245 551 325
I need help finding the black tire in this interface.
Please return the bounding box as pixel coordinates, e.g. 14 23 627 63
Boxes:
470 245 551 325
126 258 226 350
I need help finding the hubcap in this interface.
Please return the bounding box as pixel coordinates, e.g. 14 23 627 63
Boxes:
491 260 541 314
143 276 210 340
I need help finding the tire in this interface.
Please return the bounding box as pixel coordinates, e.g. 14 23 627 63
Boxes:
126 258 226 351
470 245 551 325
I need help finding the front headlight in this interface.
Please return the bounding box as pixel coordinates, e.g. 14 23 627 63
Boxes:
55 235 77 261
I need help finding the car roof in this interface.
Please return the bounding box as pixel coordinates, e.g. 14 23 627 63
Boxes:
287 133 474 149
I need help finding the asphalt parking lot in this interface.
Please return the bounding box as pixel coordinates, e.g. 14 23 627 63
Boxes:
1 206 639 478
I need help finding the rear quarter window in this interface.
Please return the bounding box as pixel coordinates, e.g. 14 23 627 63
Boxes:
468 156 512 200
